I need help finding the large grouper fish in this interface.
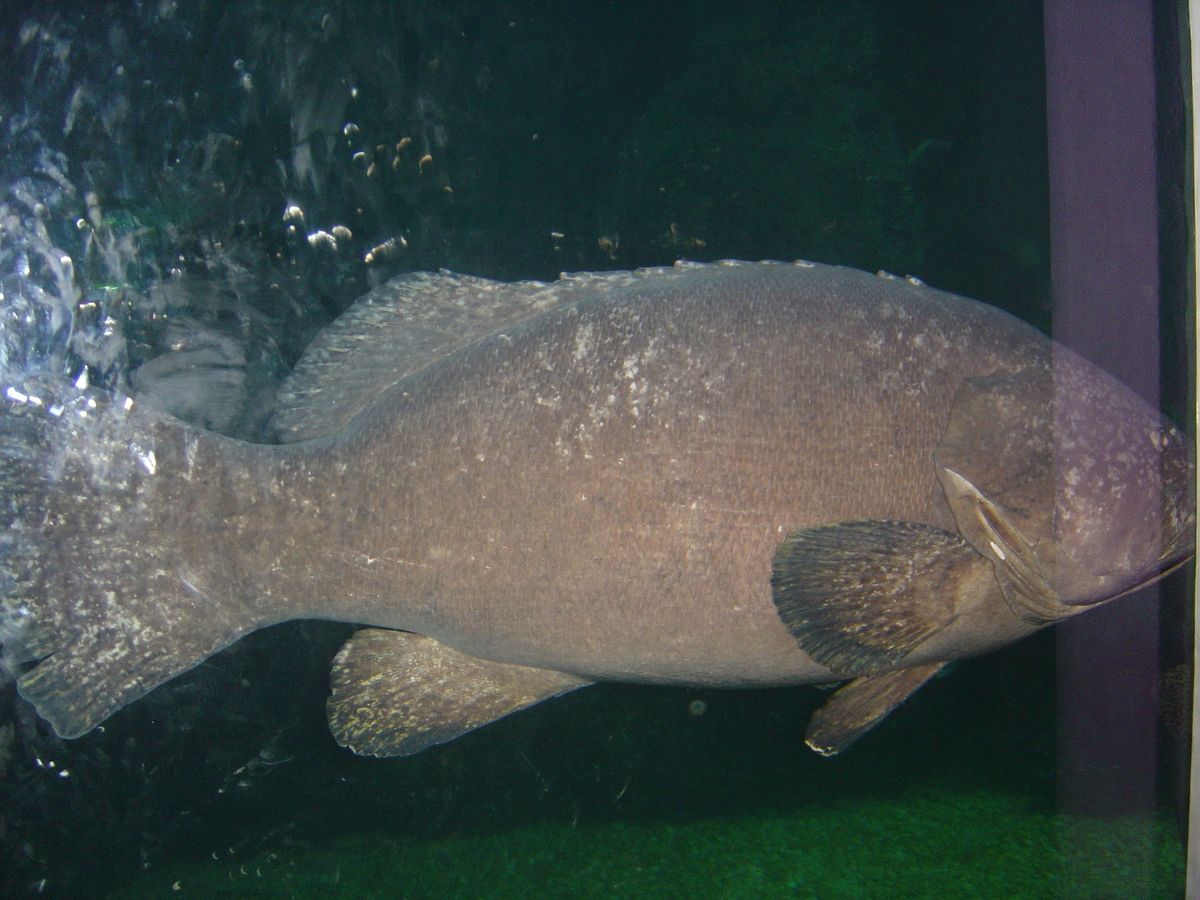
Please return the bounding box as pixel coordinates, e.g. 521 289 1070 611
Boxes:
0 260 1193 757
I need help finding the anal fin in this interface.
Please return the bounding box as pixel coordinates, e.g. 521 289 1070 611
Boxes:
805 662 946 756
327 629 592 757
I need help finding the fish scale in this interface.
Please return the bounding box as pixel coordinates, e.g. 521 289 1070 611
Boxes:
0 260 1192 757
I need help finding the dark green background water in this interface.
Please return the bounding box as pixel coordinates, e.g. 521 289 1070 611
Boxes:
0 1 1189 897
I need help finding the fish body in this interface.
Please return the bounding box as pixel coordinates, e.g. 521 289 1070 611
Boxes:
1 261 1192 756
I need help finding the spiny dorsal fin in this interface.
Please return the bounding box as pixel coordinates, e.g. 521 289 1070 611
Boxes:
327 629 591 757
771 519 990 676
273 270 644 442
805 662 946 756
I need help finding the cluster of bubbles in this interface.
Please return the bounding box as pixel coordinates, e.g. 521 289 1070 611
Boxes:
0 3 480 444
0 5 474 896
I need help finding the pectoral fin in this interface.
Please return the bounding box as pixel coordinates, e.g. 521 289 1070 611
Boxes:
805 662 946 756
770 519 991 676
327 629 591 757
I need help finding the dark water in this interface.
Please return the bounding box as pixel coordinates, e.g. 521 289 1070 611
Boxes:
0 1 1189 898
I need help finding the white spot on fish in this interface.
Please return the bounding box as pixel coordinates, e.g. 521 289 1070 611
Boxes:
573 322 595 362
136 449 156 475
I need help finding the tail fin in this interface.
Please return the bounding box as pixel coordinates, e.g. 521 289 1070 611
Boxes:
0 374 265 738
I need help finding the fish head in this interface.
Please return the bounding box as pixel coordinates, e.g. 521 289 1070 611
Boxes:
1045 345 1195 605
935 345 1195 625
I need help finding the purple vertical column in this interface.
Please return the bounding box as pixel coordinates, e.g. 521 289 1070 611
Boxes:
1044 0 1160 891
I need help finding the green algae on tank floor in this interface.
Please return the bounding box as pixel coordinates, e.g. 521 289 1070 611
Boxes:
105 788 1185 900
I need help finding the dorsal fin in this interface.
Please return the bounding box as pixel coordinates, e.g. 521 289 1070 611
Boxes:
272 270 643 442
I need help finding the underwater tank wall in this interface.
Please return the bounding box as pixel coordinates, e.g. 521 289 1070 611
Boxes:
1188 0 1200 894
1045 1 1190 894
0 1 1191 898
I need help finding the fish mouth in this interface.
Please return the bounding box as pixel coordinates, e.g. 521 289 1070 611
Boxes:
1136 510 1195 587
1059 424 1197 608
1057 516 1196 609
1161 511 1198 567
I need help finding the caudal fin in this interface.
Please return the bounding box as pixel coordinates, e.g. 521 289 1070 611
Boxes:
0 374 264 738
